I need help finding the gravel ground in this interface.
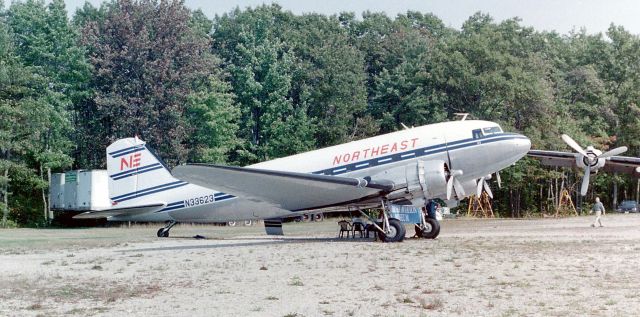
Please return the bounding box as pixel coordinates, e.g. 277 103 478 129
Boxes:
1 213 640 317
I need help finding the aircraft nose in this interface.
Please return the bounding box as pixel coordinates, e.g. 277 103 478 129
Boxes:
513 134 531 156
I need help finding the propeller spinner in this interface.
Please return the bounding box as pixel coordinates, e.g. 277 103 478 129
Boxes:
561 134 627 196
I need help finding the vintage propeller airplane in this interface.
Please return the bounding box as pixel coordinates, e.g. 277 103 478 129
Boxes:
75 119 532 242
528 134 640 196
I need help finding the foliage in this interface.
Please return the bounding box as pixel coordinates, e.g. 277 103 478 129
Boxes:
4 2 640 225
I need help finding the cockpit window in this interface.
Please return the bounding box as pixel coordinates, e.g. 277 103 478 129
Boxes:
472 129 482 139
482 126 503 136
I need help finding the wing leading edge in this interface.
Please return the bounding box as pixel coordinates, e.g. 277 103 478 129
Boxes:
172 164 395 212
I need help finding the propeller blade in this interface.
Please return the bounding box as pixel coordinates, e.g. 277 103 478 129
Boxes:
496 171 502 188
446 170 464 200
453 178 465 198
561 134 588 157
598 146 628 159
484 179 493 199
476 177 484 197
580 165 591 196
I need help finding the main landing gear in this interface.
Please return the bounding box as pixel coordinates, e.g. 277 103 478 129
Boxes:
357 199 407 242
414 205 440 239
157 221 177 238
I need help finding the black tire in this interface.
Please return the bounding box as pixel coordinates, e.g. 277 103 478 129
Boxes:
378 219 406 242
420 218 440 239
157 228 165 238
162 229 170 238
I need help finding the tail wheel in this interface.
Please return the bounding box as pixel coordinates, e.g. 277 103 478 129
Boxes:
157 228 169 238
421 218 440 239
378 218 406 242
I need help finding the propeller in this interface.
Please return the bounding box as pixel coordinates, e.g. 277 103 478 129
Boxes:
446 169 465 200
496 171 502 188
581 164 590 196
476 176 494 199
561 134 628 196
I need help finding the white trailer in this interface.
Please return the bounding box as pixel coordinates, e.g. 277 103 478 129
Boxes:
50 170 110 212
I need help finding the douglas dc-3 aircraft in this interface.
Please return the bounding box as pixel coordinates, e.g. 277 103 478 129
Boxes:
75 120 532 242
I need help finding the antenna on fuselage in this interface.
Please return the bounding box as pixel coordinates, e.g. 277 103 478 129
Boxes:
454 113 469 121
400 123 412 130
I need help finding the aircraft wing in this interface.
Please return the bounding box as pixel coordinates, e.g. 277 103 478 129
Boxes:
602 156 640 175
527 150 576 168
172 164 395 211
528 150 640 176
73 203 166 219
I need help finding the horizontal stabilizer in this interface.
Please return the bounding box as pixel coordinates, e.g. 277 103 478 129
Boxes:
73 203 166 219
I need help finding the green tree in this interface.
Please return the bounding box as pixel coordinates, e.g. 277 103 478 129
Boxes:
81 0 216 167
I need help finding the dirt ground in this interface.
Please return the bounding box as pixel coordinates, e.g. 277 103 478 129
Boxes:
1 213 640 317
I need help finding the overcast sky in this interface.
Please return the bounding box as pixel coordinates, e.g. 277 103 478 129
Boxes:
63 0 640 35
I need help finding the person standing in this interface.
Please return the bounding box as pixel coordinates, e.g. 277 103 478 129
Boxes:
591 197 605 227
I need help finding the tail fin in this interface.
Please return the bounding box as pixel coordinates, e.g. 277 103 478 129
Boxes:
106 137 186 206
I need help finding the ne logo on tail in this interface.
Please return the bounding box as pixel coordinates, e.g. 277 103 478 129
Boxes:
120 153 141 170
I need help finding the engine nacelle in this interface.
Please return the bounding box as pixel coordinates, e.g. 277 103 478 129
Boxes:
417 160 449 199
575 148 605 172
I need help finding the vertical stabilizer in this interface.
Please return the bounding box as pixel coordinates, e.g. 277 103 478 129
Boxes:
106 137 186 207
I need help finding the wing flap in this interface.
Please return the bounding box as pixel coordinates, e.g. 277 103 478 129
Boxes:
172 164 394 211
73 203 166 219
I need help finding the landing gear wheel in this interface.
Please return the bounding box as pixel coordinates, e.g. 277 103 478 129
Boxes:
420 218 440 239
378 219 406 242
157 228 169 238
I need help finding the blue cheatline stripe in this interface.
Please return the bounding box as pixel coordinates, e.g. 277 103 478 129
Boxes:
155 193 237 213
159 202 185 212
316 134 528 176
114 165 164 180
110 146 145 158
112 182 189 203
110 163 163 180
111 180 188 202
108 145 145 158
215 195 235 201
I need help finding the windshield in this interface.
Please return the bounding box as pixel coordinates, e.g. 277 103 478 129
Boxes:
482 126 503 136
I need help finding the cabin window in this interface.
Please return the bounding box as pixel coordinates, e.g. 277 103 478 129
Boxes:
472 129 483 139
482 126 503 136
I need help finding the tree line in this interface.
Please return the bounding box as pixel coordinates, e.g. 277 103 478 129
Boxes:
2 0 640 226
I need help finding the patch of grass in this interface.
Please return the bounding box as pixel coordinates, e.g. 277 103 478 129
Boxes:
266 296 279 300
26 303 43 310
288 276 304 286
420 297 443 310
401 297 414 303
259 265 268 271
283 313 304 317
41 260 55 265
91 265 103 271
605 299 616 306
